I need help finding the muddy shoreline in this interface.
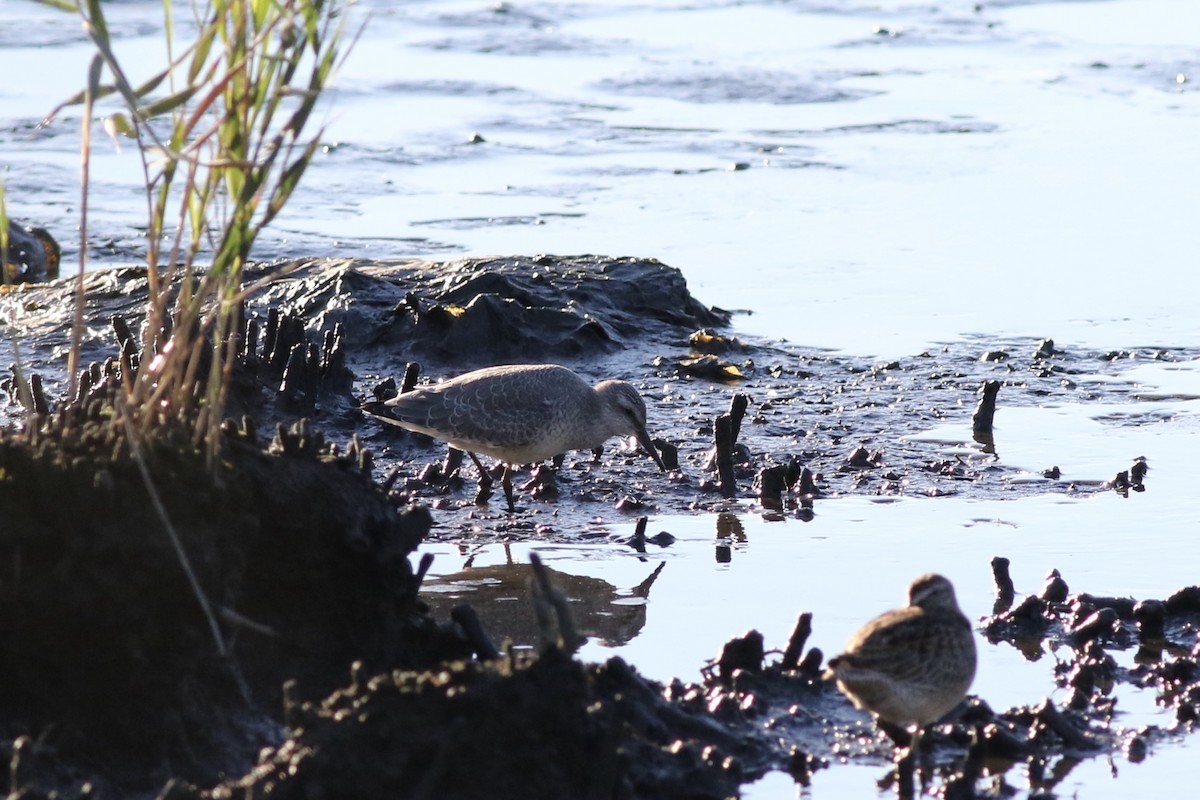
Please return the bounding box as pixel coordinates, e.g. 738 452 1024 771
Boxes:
7 256 1181 537
2 256 1198 798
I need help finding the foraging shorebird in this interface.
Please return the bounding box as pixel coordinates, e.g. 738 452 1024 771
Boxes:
360 364 666 511
825 573 977 757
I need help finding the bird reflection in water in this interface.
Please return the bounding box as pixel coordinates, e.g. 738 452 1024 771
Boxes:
422 543 665 649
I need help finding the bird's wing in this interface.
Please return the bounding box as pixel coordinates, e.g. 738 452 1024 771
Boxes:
379 377 566 454
834 610 937 686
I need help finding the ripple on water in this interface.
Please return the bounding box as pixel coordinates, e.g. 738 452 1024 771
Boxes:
411 211 585 230
596 68 877 106
424 4 556 31
755 118 1000 137
378 78 527 98
417 32 611 58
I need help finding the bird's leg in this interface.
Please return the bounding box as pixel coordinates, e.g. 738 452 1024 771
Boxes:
909 725 931 790
466 451 494 487
501 466 517 513
893 754 915 800
886 725 920 799
913 725 938 789
467 452 494 505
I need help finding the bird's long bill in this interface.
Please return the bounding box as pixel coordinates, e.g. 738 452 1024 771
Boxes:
359 401 407 429
635 426 667 472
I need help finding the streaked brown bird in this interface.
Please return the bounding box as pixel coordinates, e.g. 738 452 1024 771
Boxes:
825 573 977 757
361 363 665 511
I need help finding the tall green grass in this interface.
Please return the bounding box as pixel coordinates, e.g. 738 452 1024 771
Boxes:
53 0 349 463
17 0 352 693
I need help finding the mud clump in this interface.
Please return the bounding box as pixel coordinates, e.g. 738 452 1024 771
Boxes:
181 649 761 800
972 561 1200 792
256 254 728 368
3 220 60 283
0 397 455 796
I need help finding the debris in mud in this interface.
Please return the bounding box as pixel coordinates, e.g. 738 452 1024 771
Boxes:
1033 338 1060 359
175 559 778 800
701 393 753 498
623 516 677 552
841 444 883 470
3 255 1199 797
673 353 746 381
689 327 745 354
1130 456 1149 488
4 342 1200 800
753 457 802 502
371 559 1176 800
637 559 1200 799
991 556 1016 613
1102 456 1151 497
978 560 1200 780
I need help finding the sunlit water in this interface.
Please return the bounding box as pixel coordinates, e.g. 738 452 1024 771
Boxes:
3 0 1199 796
421 360 1200 796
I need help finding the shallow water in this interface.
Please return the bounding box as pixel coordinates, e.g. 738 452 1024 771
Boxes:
3 0 1200 796
420 345 1200 796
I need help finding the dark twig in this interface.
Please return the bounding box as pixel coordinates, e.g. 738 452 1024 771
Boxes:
714 414 736 498
451 605 501 661
991 556 1015 613
529 551 582 653
781 612 813 672
972 380 1001 435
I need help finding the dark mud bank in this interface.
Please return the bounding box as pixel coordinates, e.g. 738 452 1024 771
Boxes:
0 255 738 798
0 407 444 795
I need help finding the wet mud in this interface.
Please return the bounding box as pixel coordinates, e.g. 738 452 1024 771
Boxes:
2 256 1198 798
5 257 1189 539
